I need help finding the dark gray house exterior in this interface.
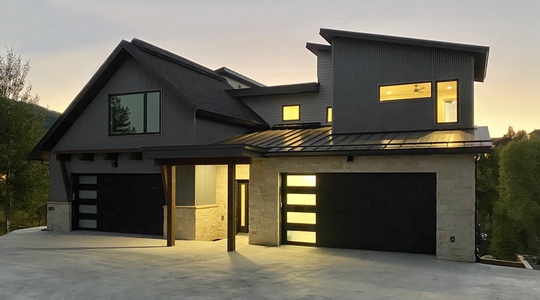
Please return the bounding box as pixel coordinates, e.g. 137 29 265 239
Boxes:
31 29 491 262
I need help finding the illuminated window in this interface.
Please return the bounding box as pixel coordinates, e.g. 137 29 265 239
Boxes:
287 193 316 205
286 175 316 187
380 82 432 101
282 105 300 121
437 81 458 123
326 107 332 123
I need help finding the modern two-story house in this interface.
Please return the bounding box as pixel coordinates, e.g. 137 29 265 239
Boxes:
30 28 491 262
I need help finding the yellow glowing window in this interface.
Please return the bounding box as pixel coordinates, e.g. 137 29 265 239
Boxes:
287 230 316 243
380 82 432 101
287 212 316 224
326 107 332 123
437 81 458 123
286 175 316 187
287 193 316 205
282 105 300 121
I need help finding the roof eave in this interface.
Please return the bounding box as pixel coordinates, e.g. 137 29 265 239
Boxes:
227 82 319 98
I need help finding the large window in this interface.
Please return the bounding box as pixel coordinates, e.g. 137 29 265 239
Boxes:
436 81 458 123
109 91 160 135
380 82 432 102
282 105 300 121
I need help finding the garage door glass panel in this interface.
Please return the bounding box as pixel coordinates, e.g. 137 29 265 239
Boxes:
287 193 316 205
286 175 316 187
287 212 316 224
79 176 97 184
79 190 97 199
287 231 316 243
79 219 97 229
79 205 97 214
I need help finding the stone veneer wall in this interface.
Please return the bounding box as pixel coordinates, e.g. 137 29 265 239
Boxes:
46 202 72 232
163 204 220 240
249 154 476 262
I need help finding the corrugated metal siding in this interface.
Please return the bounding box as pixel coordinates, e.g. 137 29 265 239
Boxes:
54 56 196 151
332 37 475 134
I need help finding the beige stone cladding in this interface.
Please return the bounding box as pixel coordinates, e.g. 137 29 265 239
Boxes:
46 202 72 232
163 205 220 240
249 154 476 262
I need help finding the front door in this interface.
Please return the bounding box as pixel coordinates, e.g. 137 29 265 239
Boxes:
237 180 249 233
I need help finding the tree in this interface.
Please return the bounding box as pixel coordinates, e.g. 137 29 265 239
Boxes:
110 96 135 134
490 136 540 259
0 45 47 234
0 44 38 103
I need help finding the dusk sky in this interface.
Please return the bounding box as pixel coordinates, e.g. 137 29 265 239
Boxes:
1 0 539 137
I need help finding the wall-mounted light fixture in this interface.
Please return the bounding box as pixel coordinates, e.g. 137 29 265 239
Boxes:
347 156 354 163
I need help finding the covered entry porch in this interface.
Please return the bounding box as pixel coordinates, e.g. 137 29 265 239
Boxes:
143 144 264 251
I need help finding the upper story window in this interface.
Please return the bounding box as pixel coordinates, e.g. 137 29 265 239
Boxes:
282 105 300 121
436 81 458 123
109 91 161 135
326 107 333 123
380 82 432 102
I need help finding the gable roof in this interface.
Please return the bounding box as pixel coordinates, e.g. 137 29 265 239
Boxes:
29 39 268 160
320 28 490 82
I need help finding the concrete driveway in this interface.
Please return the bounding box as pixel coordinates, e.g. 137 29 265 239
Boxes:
0 227 538 300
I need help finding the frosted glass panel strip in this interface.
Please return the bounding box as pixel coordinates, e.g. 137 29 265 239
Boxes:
79 176 97 184
286 175 316 187
240 184 246 227
287 212 316 224
287 193 316 206
79 219 97 229
287 230 316 243
79 190 97 199
79 205 97 214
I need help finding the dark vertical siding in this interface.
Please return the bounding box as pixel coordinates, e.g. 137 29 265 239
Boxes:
332 37 475 134
54 56 196 151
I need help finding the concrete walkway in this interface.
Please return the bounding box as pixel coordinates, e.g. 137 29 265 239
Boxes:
0 228 538 300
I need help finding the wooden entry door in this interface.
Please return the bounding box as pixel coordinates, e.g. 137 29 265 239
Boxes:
237 180 249 233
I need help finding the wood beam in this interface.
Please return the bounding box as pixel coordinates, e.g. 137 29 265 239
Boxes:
161 164 176 246
227 162 236 251
58 158 71 202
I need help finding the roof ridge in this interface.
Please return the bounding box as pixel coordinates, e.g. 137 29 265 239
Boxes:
130 38 225 81
215 66 266 87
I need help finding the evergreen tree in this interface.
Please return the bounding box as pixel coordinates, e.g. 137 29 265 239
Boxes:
110 96 135 134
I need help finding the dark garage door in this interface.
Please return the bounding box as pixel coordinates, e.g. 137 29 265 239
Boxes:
283 173 436 254
73 174 165 235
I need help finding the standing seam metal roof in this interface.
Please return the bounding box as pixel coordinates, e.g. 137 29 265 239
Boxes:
221 126 492 155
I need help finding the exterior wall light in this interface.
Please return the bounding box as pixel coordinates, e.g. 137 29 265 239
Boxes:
347 156 354 163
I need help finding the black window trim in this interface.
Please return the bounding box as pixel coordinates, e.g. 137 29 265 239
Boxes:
379 81 433 103
282 104 301 122
434 79 460 126
108 90 162 136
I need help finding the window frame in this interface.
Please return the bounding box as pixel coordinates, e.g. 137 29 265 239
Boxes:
435 79 459 125
379 81 432 102
108 90 162 136
282 104 300 121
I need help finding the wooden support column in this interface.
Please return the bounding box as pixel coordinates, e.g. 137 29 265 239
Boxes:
227 162 236 251
161 164 176 246
56 154 71 202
